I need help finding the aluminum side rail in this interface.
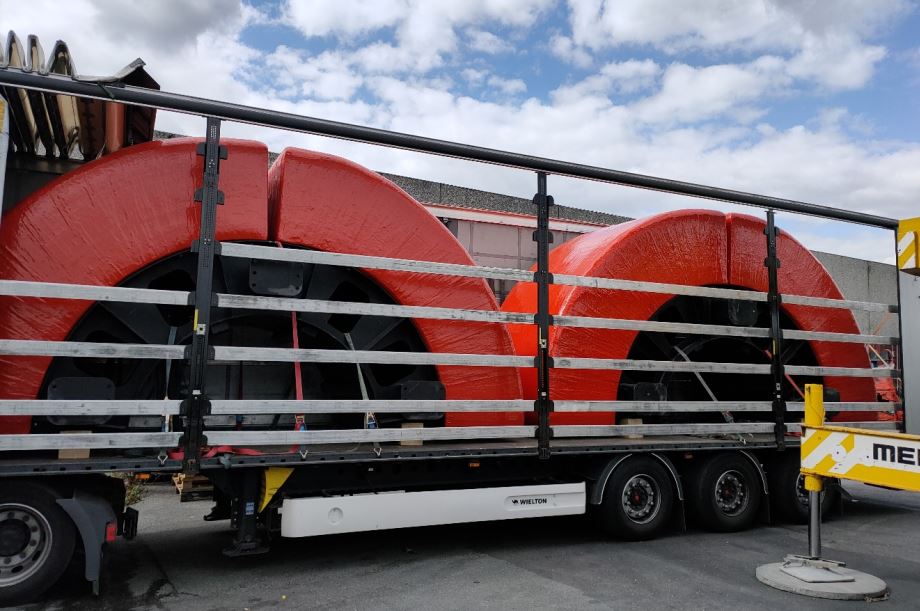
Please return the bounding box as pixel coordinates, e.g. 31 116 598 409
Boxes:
0 399 892 417
0 432 181 451
206 426 538 446
0 279 897 344
204 399 896 415
209 399 534 414
555 422 901 437
0 400 181 416
0 279 191 305
219 293 897 345
0 340 898 378
219 243 899 314
0 68 899 229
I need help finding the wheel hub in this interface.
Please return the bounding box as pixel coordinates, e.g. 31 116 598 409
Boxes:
0 505 51 587
622 474 660 524
714 470 748 515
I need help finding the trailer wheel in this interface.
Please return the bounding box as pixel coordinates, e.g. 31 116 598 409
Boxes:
688 453 762 532
595 456 674 541
768 452 839 523
0 483 76 606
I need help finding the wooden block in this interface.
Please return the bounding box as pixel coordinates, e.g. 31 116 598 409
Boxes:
400 422 424 446
58 431 92 459
620 418 644 439
173 474 213 502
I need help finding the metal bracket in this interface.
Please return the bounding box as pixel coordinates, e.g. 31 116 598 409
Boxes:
183 117 225 475
533 173 554 460
765 210 787 450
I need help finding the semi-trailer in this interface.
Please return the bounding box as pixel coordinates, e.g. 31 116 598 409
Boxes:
0 36 913 606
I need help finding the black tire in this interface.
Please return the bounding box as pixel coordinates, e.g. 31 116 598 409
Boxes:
688 453 763 532
768 452 840 523
594 456 674 541
0 482 76 606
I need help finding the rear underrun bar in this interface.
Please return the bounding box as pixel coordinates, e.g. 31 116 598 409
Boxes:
0 68 899 231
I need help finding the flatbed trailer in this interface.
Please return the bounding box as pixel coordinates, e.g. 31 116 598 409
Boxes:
0 62 916 606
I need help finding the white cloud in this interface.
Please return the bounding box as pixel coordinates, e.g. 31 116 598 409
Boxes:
558 0 906 91
467 29 514 54
551 59 660 103
281 0 409 38
787 33 886 90
633 58 788 124
549 34 592 68
281 0 553 73
487 75 526 95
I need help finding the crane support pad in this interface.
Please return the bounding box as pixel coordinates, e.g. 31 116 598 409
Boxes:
801 424 920 492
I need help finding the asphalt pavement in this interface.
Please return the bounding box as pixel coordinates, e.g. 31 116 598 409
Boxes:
14 481 920 610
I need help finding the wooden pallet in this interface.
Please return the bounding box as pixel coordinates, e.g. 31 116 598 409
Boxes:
172 474 213 502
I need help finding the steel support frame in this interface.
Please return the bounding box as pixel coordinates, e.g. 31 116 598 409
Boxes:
765 210 787 450
533 173 554 459
180 117 226 474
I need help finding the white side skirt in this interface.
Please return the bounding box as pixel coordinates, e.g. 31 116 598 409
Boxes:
280 482 586 538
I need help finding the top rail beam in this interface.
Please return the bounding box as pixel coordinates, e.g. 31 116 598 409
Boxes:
0 68 898 230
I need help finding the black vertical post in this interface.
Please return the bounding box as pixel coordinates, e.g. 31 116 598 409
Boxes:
533 173 554 459
181 117 226 474
765 210 786 450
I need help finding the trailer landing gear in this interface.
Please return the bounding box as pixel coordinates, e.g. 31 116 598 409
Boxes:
222 471 269 557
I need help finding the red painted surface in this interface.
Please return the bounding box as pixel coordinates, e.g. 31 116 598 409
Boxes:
0 138 269 433
268 148 523 426
502 209 875 426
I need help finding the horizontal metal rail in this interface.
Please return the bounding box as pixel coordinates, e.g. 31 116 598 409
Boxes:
206 426 537 446
552 423 775 436
554 401 897 413
220 242 532 282
209 399 532 414
221 293 896 344
0 399 891 417
556 421 899 436
0 68 899 229
0 279 190 305
553 273 767 302
0 432 181 451
0 340 898 378
216 293 532 325
220 243 898 314
555 314 897 345
211 345 531 368
0 340 185 359
0 400 181 416
786 402 899 412
0 278 898 344
781 294 899 314
783 364 897 379
786 421 900 433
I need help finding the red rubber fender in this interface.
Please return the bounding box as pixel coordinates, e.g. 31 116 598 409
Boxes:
0 138 269 433
268 148 523 426
501 209 874 425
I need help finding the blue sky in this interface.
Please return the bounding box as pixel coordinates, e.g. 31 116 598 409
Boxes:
3 0 919 261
